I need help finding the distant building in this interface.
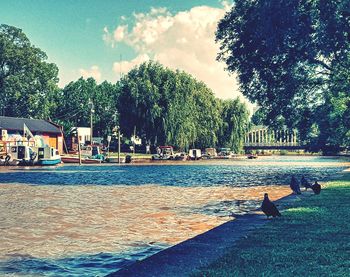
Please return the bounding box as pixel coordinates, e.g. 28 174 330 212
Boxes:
73 127 91 144
66 127 103 150
0 116 63 154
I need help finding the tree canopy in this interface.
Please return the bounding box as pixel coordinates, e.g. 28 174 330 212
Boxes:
0 24 59 118
216 0 350 149
118 61 249 151
52 77 119 136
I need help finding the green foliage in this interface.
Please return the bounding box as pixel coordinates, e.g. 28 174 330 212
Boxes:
218 98 250 153
0 24 59 119
216 0 350 150
52 78 119 136
118 61 248 150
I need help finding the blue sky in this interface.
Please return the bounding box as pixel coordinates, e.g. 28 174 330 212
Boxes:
0 1 245 103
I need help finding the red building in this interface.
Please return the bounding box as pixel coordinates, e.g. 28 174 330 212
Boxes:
0 116 64 154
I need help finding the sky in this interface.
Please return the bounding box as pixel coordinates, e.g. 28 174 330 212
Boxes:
0 0 249 105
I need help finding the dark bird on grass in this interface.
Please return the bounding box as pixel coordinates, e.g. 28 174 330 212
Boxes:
301 175 312 191
261 193 281 218
311 181 321 195
290 175 301 194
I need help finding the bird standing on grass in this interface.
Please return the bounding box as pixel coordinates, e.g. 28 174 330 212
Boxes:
290 176 301 194
301 175 312 191
261 193 281 218
311 181 321 194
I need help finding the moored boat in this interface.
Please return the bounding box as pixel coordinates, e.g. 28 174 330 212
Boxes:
36 146 61 165
188 149 202 160
9 145 38 166
152 146 175 160
61 156 103 164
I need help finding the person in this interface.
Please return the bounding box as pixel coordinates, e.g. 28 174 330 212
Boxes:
300 175 312 191
146 144 150 154
290 175 301 194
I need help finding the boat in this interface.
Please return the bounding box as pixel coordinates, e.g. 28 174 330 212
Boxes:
152 146 175 160
61 156 103 164
61 143 106 164
188 149 202 160
174 152 188 161
8 145 38 166
247 154 258 159
202 148 217 159
36 146 61 165
217 148 235 159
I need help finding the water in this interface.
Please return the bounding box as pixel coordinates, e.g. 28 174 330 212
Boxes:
0 156 348 276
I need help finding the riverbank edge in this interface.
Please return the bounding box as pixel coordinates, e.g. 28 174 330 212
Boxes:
107 192 302 277
193 170 350 276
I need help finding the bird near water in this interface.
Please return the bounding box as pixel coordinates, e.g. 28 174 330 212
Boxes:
261 193 281 218
290 176 301 194
311 181 321 194
301 175 312 191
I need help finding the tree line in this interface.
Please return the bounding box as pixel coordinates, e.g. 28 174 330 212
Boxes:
0 24 249 152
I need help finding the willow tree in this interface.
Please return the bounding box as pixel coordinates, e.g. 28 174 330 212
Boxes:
118 62 167 145
118 61 224 150
218 98 250 153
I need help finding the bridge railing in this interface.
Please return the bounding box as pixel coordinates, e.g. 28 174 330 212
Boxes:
244 142 301 147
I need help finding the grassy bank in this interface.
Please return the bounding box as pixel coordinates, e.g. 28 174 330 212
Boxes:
194 172 350 276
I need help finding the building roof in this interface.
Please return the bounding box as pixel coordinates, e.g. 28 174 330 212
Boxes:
0 116 61 134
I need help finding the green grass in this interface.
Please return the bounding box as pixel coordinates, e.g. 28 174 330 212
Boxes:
193 172 350 277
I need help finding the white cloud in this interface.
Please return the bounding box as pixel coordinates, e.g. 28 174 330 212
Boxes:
113 25 127 41
107 3 252 110
113 54 150 76
102 26 115 48
79 65 102 82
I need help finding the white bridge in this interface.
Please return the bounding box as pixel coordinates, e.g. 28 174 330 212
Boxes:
244 126 302 149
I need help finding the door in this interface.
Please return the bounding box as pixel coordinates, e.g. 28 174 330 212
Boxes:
49 136 57 149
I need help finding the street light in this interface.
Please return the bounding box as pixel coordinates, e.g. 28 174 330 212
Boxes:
88 98 94 145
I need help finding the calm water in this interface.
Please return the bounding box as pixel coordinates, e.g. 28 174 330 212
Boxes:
0 156 348 276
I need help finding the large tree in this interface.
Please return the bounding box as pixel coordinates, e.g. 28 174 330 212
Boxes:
0 24 59 118
216 0 350 148
118 61 247 150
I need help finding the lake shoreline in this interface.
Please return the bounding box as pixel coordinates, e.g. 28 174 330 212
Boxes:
108 168 350 276
107 192 303 277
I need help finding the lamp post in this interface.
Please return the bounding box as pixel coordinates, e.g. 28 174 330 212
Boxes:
72 128 81 165
112 125 121 164
88 98 94 145
118 127 121 164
